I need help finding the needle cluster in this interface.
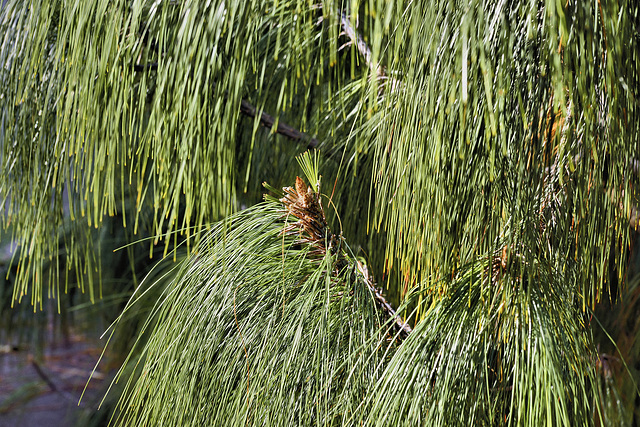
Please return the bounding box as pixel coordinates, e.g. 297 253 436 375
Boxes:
280 176 342 260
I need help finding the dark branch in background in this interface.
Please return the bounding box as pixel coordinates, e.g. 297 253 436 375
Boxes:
239 100 319 149
130 11 388 151
133 62 158 71
131 10 390 148
132 62 319 148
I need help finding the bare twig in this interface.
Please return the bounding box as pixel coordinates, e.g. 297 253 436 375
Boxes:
339 11 400 94
340 12 383 80
240 100 319 149
357 261 413 339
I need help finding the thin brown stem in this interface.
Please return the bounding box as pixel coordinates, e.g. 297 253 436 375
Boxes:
339 11 400 94
239 100 319 148
132 63 319 148
340 12 383 80
356 261 413 339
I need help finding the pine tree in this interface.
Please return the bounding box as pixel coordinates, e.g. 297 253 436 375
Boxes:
1 0 639 425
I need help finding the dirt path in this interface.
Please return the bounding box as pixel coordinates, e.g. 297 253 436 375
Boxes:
0 333 107 427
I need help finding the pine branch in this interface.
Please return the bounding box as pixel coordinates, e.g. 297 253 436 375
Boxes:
130 11 399 151
279 176 411 339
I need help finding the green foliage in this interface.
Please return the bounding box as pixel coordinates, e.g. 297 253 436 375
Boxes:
364 256 601 426
0 0 354 304
107 199 386 426
1 0 639 425
367 0 639 309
